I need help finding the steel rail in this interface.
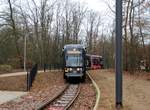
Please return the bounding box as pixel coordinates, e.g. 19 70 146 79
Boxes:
36 84 69 110
39 84 80 110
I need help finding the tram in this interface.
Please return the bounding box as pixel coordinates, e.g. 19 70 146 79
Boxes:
62 44 86 82
86 54 103 70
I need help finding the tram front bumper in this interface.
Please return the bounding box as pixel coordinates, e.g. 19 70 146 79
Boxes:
65 72 84 78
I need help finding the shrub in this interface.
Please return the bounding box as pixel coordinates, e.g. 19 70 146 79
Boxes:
7 58 22 69
0 64 13 73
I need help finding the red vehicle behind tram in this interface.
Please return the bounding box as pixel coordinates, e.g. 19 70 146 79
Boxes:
86 54 103 70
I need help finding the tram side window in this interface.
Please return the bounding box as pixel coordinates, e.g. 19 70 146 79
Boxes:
92 59 99 65
100 58 103 65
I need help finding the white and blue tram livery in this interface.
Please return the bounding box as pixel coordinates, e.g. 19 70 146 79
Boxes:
62 44 86 82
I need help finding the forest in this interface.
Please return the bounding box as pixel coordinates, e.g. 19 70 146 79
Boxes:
0 0 149 72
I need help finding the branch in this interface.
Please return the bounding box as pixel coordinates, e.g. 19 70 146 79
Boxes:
103 0 115 14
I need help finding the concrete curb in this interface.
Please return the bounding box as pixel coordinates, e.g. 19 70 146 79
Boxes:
87 72 100 110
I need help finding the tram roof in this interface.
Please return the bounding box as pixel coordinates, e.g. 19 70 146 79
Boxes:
86 54 102 58
64 44 85 50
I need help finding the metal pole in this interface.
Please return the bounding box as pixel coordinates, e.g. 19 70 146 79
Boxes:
27 71 28 91
24 34 27 71
116 0 123 108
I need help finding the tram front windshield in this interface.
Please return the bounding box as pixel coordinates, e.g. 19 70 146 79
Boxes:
66 54 83 67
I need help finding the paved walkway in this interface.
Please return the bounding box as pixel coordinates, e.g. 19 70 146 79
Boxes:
0 70 45 78
0 72 27 78
0 70 61 78
0 91 27 104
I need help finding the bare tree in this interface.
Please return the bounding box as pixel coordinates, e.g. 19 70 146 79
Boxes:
7 0 23 67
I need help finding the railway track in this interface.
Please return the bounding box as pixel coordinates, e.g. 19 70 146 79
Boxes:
42 84 80 110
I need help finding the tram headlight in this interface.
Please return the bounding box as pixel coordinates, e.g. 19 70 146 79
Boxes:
77 68 82 71
65 68 73 72
69 68 73 71
65 68 69 72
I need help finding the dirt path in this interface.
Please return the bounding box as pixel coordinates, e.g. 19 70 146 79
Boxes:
89 70 150 110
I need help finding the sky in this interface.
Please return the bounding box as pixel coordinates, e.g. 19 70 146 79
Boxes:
76 0 115 18
0 0 115 34
0 0 149 43
80 0 149 44
79 0 109 12
0 0 115 21
79 0 115 27
72 0 115 43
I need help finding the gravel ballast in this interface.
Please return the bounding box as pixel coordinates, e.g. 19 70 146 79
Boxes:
69 76 96 110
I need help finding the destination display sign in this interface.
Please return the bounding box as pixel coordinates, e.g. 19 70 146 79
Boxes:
67 50 81 54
